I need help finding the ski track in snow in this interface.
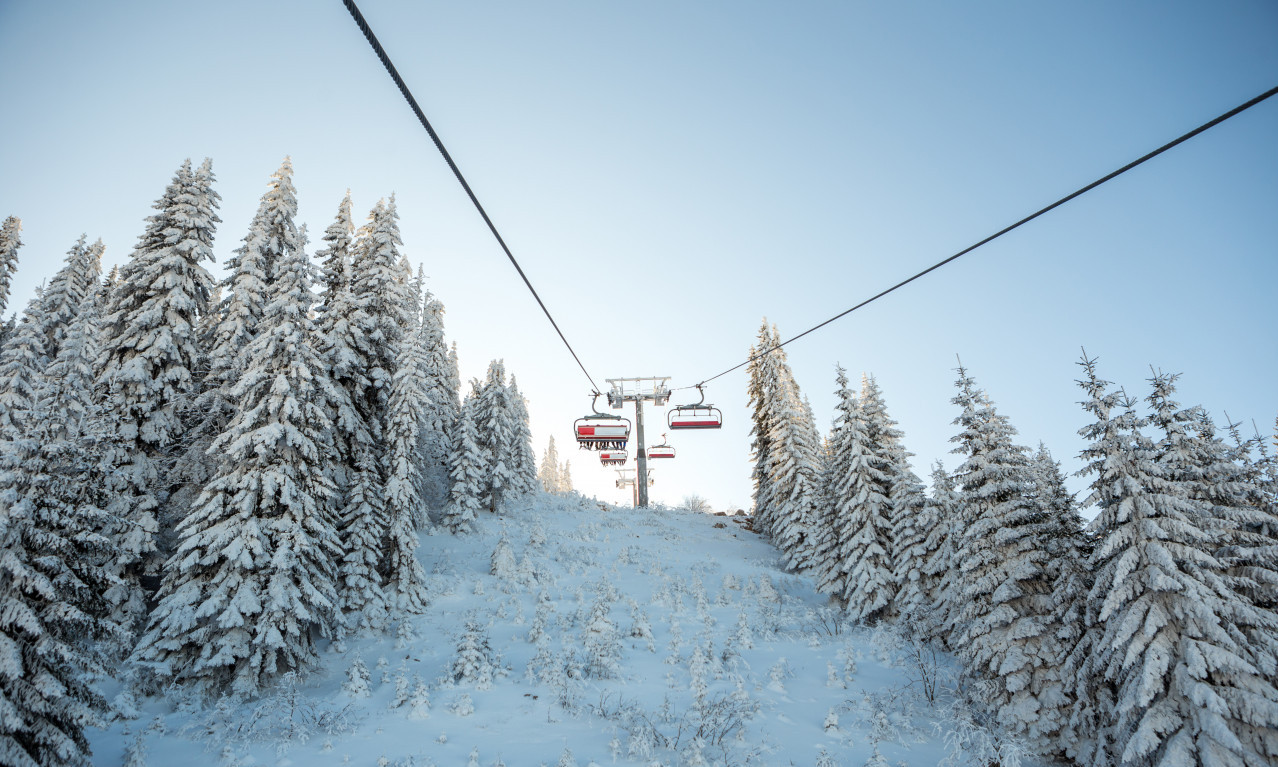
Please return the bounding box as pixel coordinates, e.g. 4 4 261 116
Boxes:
89 494 1042 767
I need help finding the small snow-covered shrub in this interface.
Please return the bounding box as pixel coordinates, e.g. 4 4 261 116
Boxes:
343 656 372 698
451 619 497 689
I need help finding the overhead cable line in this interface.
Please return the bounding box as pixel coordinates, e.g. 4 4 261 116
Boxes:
693 84 1278 389
341 0 603 394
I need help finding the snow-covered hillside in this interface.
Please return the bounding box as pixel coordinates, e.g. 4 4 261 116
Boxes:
89 494 1036 767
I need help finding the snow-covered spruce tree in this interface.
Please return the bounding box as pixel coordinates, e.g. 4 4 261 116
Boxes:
442 385 485 533
380 300 431 616
312 192 362 524
335 197 414 631
1029 443 1092 690
560 458 574 493
475 360 518 513
0 215 21 318
36 235 102 360
859 374 928 624
828 372 896 623
0 472 114 767
172 160 295 532
746 320 780 536
918 462 963 646
508 375 539 497
0 303 47 440
1068 358 1278 767
133 224 342 698
0 302 121 767
418 289 458 510
887 455 932 630
95 158 219 624
811 366 861 601
1149 377 1278 645
6 300 126 656
948 365 1064 752
539 435 563 493
763 349 824 572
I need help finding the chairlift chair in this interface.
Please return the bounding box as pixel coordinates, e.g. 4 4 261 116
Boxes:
646 433 675 460
599 450 628 466
575 393 632 450
667 385 723 430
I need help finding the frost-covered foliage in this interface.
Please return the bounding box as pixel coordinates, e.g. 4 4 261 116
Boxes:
381 290 432 616
946 365 1064 751
507 376 538 498
838 374 901 623
475 360 518 513
96 158 219 624
133 222 341 698
35 235 102 360
539 435 565 493
0 215 21 317
760 326 823 571
0 300 123 767
443 388 485 533
921 463 965 647
417 288 458 510
745 320 781 535
1066 356 1278 766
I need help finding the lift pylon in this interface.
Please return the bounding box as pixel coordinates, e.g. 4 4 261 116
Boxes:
605 377 669 508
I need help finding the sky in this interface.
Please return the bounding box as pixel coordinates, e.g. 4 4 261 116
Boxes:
1 0 1275 513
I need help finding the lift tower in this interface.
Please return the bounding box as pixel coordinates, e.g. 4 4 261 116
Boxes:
606 377 669 508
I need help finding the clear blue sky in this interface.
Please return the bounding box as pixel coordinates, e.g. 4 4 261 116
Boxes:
2 1 1275 511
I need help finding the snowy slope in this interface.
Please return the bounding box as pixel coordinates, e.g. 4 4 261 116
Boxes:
89 494 1038 767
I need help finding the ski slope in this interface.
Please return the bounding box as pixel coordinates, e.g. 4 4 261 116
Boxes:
89 494 1040 767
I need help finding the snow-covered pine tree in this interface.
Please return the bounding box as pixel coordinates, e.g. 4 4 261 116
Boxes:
948 364 1064 752
858 374 928 624
36 235 102 360
560 459 574 494
828 373 895 623
0 303 48 440
540 436 563 493
334 196 414 631
94 158 219 624
508 375 538 497
1069 357 1278 766
172 161 296 538
887 457 932 630
0 215 21 319
1030 443 1091 695
442 384 484 534
746 320 780 536
0 297 122 767
381 298 431 616
919 462 963 646
0 461 115 767
763 349 823 573
811 366 861 600
418 289 458 509
475 360 518 513
133 223 342 698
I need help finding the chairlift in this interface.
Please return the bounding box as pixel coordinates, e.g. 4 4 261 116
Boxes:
575 392 631 450
646 433 675 460
667 385 723 430
599 450 628 466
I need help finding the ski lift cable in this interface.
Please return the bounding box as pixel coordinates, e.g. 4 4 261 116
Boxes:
341 0 602 394
690 84 1278 390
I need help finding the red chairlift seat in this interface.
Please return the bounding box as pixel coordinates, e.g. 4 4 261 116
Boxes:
667 406 722 430
599 450 628 466
575 393 632 450
646 444 675 460
667 385 723 431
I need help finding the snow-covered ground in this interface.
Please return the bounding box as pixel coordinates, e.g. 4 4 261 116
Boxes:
89 494 1038 767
